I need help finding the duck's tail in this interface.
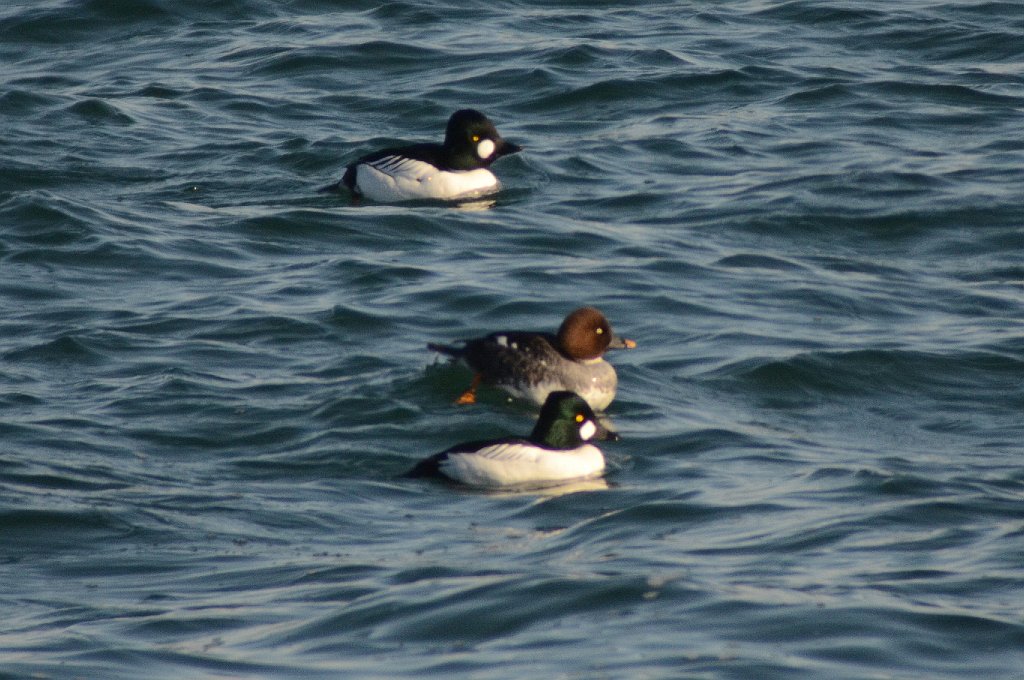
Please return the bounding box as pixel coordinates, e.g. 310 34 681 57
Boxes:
404 452 445 479
319 164 359 195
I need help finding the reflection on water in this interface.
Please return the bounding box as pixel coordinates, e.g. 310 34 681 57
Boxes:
486 476 612 498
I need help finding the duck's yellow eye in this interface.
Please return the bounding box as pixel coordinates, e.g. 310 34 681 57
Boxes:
575 414 584 423
596 327 604 334
472 134 480 142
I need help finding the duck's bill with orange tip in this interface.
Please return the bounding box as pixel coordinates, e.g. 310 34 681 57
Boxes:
610 336 637 350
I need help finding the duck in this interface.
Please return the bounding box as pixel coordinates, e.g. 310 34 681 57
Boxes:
406 391 617 489
321 109 521 202
428 306 636 411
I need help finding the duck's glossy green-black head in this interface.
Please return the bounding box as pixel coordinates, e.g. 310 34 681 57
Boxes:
443 109 522 169
530 390 618 448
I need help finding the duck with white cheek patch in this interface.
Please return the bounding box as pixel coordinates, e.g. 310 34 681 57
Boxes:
406 391 618 489
321 109 522 203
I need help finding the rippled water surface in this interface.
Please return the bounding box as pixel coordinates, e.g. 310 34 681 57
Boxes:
2 1 1024 678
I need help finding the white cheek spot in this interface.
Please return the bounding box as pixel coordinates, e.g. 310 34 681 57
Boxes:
579 420 597 441
496 335 508 347
476 139 496 159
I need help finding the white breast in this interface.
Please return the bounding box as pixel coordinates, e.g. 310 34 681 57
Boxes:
356 156 500 202
440 442 605 489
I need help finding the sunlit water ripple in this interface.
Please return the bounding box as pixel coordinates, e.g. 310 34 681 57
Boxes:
2 1 1023 678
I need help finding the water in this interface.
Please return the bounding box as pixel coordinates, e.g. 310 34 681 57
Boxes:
2 0 1024 677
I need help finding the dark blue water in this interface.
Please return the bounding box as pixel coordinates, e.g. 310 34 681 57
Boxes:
2 1 1024 677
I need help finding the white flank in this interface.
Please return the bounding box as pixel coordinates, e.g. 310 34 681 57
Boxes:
440 442 605 489
356 156 499 202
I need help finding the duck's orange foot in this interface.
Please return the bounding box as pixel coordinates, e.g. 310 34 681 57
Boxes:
455 390 477 405
454 373 482 405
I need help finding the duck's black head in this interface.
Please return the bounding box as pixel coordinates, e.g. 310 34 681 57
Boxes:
442 109 522 170
530 390 619 448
